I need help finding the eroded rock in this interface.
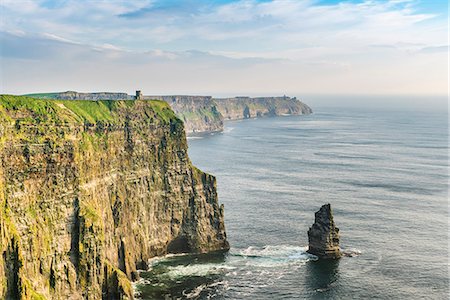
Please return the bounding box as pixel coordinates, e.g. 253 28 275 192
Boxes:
0 96 229 299
307 204 342 259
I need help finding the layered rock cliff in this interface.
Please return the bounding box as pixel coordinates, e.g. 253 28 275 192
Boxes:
307 204 342 259
144 96 223 134
214 96 312 120
0 95 229 299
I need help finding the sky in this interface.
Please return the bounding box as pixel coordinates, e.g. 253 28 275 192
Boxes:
0 0 448 97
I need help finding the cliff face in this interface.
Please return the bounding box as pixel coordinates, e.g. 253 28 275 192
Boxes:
145 96 223 134
0 95 229 299
214 96 312 120
150 95 312 134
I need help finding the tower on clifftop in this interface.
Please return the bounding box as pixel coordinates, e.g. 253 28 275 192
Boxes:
135 90 142 100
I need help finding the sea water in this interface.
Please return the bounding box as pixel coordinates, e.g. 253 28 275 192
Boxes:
135 100 448 299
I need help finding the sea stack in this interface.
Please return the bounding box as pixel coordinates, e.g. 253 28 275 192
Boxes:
307 204 342 259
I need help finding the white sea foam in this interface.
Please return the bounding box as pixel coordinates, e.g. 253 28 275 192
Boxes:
146 252 190 269
186 136 204 140
181 280 228 299
234 245 311 259
341 248 362 257
183 283 206 298
162 263 235 279
223 127 234 133
230 245 317 268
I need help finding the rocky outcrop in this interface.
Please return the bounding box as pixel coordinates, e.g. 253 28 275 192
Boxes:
0 95 229 299
214 96 312 120
307 204 342 259
145 95 223 134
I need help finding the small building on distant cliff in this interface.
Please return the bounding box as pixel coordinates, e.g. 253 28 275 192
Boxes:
135 90 143 100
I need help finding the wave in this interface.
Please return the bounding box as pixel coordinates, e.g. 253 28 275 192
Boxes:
146 252 190 268
143 245 317 278
163 263 235 279
223 127 234 133
229 245 317 268
135 245 324 298
182 280 229 299
341 248 362 257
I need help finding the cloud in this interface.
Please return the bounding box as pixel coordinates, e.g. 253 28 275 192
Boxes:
0 0 447 95
0 0 443 52
0 31 279 63
419 45 449 54
1 31 293 94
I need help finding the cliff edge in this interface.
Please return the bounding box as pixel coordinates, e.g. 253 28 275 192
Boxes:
215 96 312 121
0 95 229 299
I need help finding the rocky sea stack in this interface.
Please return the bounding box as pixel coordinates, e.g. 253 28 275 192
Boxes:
307 204 342 259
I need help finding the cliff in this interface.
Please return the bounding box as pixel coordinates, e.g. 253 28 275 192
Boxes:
214 96 312 120
26 92 312 135
0 95 229 299
307 204 342 259
144 96 223 134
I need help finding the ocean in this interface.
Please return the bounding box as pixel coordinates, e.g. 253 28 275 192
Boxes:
135 101 448 299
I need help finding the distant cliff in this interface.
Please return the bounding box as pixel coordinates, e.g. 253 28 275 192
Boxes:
26 91 132 100
214 96 312 121
26 92 312 135
0 95 228 299
145 95 223 134
151 95 312 133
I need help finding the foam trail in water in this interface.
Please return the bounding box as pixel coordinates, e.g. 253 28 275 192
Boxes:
341 248 362 257
134 245 319 299
230 245 317 267
182 280 229 299
163 263 235 279
146 252 190 269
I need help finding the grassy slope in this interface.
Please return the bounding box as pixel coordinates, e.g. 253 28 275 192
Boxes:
23 92 61 99
178 107 221 121
0 95 178 125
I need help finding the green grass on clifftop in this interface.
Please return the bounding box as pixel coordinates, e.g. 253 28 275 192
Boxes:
24 92 60 99
0 95 179 126
58 100 116 124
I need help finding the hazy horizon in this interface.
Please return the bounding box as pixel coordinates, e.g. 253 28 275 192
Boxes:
1 0 447 99
12 90 448 112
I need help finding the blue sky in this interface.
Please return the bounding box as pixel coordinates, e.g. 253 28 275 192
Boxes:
0 0 447 96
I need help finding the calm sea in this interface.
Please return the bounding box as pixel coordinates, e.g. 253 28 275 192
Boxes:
135 101 448 299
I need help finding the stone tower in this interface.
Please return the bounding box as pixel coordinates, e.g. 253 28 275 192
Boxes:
135 90 143 100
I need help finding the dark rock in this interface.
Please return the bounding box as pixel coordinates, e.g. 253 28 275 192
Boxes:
307 204 342 259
